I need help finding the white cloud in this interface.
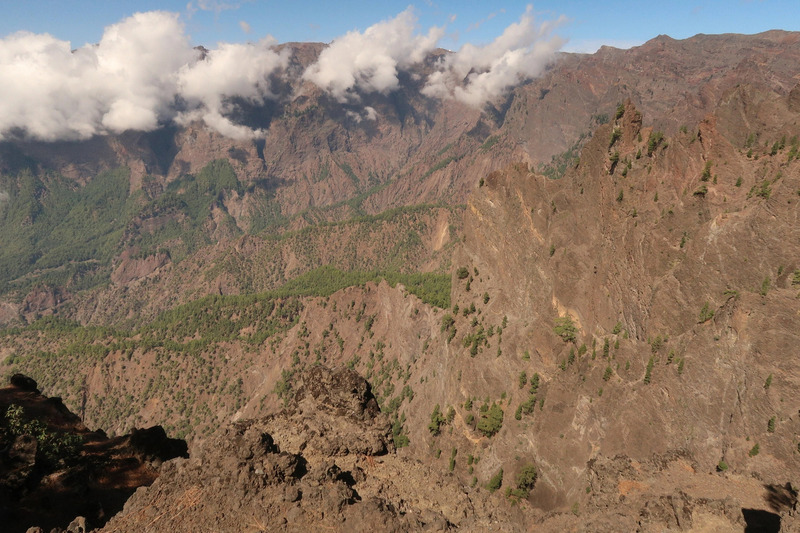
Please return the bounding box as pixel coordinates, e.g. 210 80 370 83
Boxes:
177 38 290 139
0 7 567 141
422 6 566 107
302 8 444 102
239 20 252 34
0 11 288 141
345 106 378 123
0 12 193 141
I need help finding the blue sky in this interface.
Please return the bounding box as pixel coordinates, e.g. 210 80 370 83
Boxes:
2 1 799 53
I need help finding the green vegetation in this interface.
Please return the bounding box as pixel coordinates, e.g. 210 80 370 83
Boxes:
717 460 729 472
748 180 772 200
476 402 504 437
698 302 715 323
392 414 410 448
748 443 760 457
767 416 776 433
760 277 770 298
538 133 588 180
486 468 504 492
273 265 451 309
700 161 712 181
3 404 82 466
647 131 664 156
480 135 501 152
423 154 463 180
609 128 622 148
643 356 654 385
0 159 248 296
428 404 446 436
615 102 625 120
553 316 577 343
514 464 538 497
449 447 458 471
764 374 773 390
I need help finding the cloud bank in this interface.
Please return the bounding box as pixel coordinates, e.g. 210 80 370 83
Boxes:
302 8 444 102
422 6 566 106
0 6 565 142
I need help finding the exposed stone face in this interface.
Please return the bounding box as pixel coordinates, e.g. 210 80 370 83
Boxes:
100 366 507 533
0 375 187 533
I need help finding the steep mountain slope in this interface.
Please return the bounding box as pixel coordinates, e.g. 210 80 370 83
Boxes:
0 31 800 531
2 31 799 328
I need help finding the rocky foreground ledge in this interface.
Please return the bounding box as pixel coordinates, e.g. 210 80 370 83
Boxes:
0 374 187 533
3 368 796 532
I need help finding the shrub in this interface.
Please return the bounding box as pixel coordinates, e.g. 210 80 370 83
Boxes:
609 128 622 148
698 302 714 323
515 464 538 497
701 161 712 181
553 316 577 343
440 314 455 333
767 416 776 433
647 131 664 156
476 402 504 437
748 180 772 200
529 373 540 395
644 357 654 384
615 103 625 120
764 374 773 389
760 277 770 297
486 468 504 492
748 443 760 457
428 404 446 436
518 371 528 389
3 405 82 466
717 460 729 472
650 335 663 353
457 267 470 279
603 366 613 381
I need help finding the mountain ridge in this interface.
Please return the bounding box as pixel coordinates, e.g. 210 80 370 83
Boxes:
1 30 799 531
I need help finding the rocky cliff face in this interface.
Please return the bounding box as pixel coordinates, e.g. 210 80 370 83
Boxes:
100 366 528 532
0 375 187 533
